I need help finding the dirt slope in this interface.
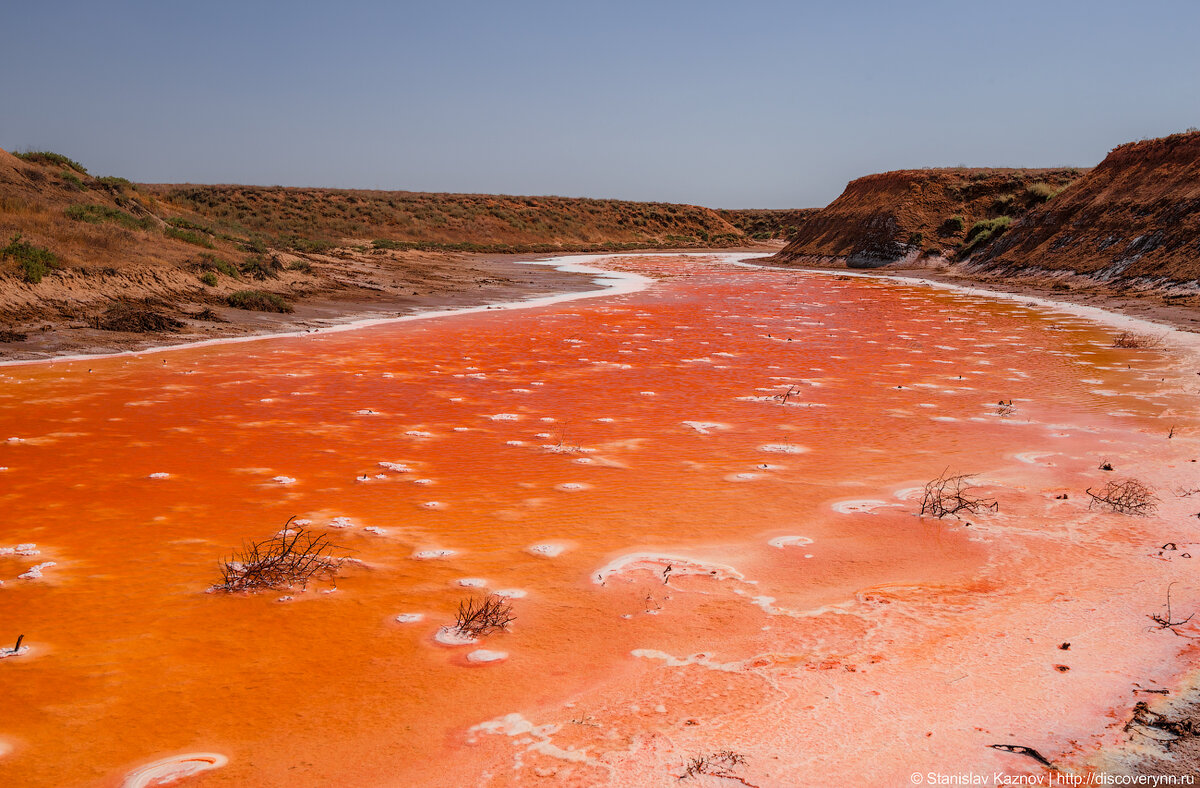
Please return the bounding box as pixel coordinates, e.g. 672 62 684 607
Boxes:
773 167 1084 268
970 131 1200 282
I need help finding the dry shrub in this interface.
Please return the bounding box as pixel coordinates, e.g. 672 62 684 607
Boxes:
1085 478 1158 515
1112 332 1165 349
680 751 754 785
920 470 999 518
90 302 184 333
214 519 347 593
454 594 515 637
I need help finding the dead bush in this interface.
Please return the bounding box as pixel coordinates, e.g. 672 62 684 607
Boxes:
90 301 184 333
1086 479 1158 515
920 470 998 518
454 594 515 638
680 750 756 786
1112 332 1165 349
213 518 347 593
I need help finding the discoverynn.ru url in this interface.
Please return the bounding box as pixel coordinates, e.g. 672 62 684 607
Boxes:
911 773 1196 786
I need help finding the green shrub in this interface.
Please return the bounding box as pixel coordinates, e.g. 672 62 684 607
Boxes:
199 271 218 287
1 233 59 283
906 231 924 246
960 216 1013 255
941 215 965 235
166 216 214 233
96 176 134 191
61 171 86 191
197 253 240 278
15 151 87 174
1025 182 1058 204
287 260 312 274
227 290 293 313
65 203 155 231
279 235 332 254
240 237 267 254
165 226 215 248
240 254 280 280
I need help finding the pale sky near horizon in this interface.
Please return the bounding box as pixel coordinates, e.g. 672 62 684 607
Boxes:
2 0 1197 209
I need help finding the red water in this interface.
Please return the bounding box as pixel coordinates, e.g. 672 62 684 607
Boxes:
2 254 1199 787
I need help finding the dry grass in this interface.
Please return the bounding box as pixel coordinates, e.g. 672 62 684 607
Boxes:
1112 331 1166 349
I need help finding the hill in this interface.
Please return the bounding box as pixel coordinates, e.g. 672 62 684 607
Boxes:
969 131 1200 283
0 147 802 357
772 167 1085 268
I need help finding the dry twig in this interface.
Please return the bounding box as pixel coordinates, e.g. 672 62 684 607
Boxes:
1085 479 1158 515
213 518 347 593
455 594 515 638
920 470 998 518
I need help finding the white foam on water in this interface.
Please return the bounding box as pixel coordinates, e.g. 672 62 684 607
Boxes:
831 499 898 515
18 562 55 580
434 626 477 646
363 526 387 535
527 543 566 558
327 517 354 528
593 552 744 584
488 413 521 421
457 578 487 588
412 549 457 560
420 501 446 510
768 535 814 549
120 753 229 788
758 443 809 454
466 649 508 663
555 482 590 491
631 648 743 673
395 613 424 623
272 476 297 485
681 421 729 435
725 472 761 482
147 472 171 479
378 462 412 473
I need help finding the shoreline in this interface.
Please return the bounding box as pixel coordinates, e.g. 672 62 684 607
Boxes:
0 247 775 366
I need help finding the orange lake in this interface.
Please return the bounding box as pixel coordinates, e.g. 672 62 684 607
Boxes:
2 253 1199 787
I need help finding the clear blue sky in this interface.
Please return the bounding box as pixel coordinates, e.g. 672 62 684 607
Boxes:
2 1 1197 208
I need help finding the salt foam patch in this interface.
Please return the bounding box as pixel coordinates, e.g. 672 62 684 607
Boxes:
681 421 729 435
758 443 809 454
121 753 229 788
467 649 508 663
434 626 477 646
768 535 814 548
395 613 424 623
831 499 898 515
593 553 744 584
412 549 457 560
527 543 566 558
